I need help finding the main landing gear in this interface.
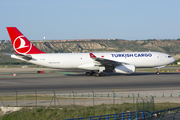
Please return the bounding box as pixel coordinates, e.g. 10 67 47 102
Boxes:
86 71 105 77
156 68 160 75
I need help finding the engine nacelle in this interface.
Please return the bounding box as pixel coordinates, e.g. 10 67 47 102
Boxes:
114 64 136 74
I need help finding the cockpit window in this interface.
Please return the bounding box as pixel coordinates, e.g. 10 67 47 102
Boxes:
168 56 172 58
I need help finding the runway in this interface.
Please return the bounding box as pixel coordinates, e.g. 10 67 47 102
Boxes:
0 70 180 92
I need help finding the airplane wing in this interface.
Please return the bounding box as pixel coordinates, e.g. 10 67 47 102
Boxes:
89 53 126 67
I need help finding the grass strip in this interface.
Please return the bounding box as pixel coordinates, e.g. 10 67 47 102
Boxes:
0 103 179 120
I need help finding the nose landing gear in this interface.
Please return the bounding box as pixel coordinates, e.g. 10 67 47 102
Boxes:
156 68 160 75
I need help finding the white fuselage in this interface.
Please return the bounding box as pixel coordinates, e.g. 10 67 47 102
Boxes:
11 52 175 71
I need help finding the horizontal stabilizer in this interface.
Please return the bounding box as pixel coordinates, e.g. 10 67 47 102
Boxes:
15 54 33 61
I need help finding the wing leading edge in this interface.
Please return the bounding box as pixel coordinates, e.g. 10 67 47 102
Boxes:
89 53 126 67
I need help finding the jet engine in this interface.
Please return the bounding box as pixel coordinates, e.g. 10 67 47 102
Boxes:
114 64 136 74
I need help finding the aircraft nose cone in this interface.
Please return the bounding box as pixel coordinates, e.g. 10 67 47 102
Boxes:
172 57 176 63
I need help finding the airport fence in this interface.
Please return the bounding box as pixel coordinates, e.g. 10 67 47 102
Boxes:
0 90 156 110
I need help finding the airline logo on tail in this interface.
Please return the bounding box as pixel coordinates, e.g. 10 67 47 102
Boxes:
7 27 45 54
13 35 32 54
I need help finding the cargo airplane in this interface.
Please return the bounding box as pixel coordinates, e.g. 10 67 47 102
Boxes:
6 27 175 76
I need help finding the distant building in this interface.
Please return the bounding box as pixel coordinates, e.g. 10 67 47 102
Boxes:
0 40 5 43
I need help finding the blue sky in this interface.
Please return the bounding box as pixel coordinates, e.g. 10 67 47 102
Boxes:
1 0 180 40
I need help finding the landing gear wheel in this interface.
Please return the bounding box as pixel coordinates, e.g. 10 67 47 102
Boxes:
94 73 100 77
91 72 96 76
99 72 105 76
86 72 91 76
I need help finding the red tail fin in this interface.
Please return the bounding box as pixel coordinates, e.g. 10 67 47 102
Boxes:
6 27 46 54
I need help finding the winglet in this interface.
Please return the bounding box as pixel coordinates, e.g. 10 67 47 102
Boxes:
89 53 96 58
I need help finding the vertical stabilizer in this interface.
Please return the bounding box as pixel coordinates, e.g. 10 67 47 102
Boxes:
7 27 46 54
